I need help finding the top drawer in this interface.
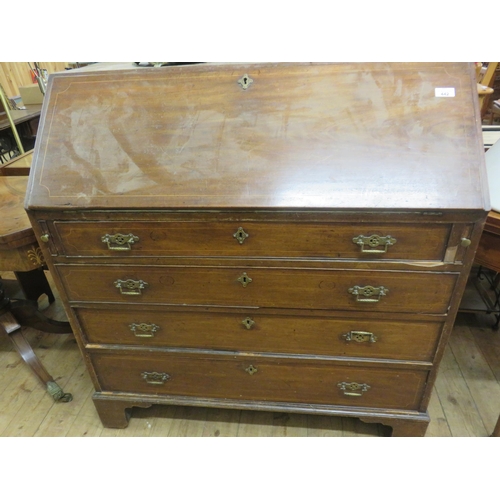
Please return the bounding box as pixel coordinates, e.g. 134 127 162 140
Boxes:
52 221 451 261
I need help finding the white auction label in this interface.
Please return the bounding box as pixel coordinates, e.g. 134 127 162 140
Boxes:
435 88 456 97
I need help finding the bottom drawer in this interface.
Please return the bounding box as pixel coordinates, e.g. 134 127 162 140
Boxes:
90 351 427 411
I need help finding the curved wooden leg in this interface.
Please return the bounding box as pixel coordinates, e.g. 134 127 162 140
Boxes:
1 310 72 402
93 395 153 428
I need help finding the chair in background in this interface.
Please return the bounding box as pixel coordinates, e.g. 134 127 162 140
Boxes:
0 151 73 402
477 62 499 121
488 100 500 125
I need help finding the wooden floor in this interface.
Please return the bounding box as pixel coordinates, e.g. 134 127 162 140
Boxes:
1 272 500 437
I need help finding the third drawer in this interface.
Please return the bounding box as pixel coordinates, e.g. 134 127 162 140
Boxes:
77 307 443 362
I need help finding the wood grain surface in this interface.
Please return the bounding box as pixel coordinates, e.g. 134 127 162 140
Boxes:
26 62 489 211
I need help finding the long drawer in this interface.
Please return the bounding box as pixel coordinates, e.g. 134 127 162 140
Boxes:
58 265 458 314
53 220 451 261
91 351 427 410
77 308 442 361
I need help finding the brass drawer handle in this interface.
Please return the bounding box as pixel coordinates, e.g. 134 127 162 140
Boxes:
102 233 139 251
343 331 378 343
348 285 388 303
245 365 258 375
129 323 160 337
353 234 396 254
141 371 170 385
242 317 255 330
233 227 249 244
114 279 148 295
237 272 252 287
338 381 371 397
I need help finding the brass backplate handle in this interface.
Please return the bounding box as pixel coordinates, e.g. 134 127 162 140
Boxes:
102 233 139 251
348 285 388 303
343 331 378 343
114 279 148 295
129 323 160 337
353 234 396 254
338 381 371 396
141 371 170 385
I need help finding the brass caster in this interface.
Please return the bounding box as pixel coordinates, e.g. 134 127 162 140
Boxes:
47 381 73 402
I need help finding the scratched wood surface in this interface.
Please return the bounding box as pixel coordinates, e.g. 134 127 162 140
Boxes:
1 271 498 437
26 62 488 211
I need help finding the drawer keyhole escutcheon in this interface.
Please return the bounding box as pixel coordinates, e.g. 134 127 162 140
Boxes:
102 233 139 251
129 323 160 337
237 272 252 287
114 279 148 295
233 227 249 244
353 234 396 254
245 365 258 375
237 74 253 90
338 381 371 397
242 317 255 330
141 371 170 385
343 331 378 343
348 285 388 303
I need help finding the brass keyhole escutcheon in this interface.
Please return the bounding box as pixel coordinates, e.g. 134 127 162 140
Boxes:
245 365 258 375
242 317 255 330
233 227 249 244
237 272 252 287
238 74 253 90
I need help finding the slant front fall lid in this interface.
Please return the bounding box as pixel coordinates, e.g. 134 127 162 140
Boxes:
25 62 489 211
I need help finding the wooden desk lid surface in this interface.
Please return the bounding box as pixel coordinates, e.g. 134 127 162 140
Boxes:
25 62 489 212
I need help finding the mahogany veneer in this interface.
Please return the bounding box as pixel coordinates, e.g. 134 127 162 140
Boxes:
25 62 489 436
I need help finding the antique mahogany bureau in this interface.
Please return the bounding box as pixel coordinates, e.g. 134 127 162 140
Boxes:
25 62 489 436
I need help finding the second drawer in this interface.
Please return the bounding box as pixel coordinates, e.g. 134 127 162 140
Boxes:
58 265 458 314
